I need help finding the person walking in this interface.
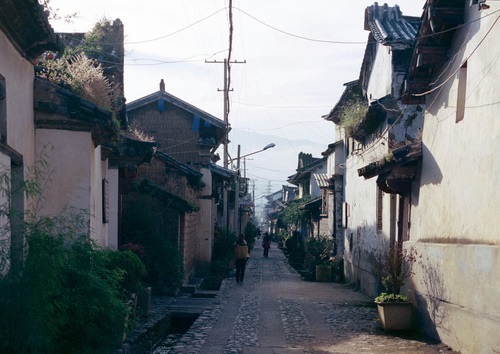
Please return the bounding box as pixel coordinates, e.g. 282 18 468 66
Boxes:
234 233 249 285
262 233 271 258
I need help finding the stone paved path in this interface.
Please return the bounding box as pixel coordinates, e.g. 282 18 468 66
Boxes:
152 244 457 354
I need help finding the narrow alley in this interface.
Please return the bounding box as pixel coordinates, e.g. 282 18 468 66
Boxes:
152 244 455 354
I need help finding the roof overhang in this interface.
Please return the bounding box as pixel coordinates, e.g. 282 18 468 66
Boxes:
299 197 322 210
137 179 199 212
0 0 60 59
402 0 465 104
358 141 422 194
102 137 156 168
350 95 394 141
209 163 237 180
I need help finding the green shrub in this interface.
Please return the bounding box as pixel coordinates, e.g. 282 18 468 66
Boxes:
305 235 332 271
104 249 147 296
0 225 130 353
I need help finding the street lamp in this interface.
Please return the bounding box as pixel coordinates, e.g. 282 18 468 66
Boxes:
228 143 275 164
231 143 276 234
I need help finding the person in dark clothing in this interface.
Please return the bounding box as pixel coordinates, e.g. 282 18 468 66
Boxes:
262 233 270 257
234 234 249 285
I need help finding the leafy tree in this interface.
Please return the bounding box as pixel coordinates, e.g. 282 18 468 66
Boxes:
280 197 311 232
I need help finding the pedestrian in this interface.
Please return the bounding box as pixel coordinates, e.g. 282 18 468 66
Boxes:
234 233 249 285
262 233 270 258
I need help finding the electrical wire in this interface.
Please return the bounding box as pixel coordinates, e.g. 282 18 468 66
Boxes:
125 7 228 45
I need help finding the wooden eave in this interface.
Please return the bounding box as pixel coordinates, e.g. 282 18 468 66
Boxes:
358 140 422 179
156 151 203 180
34 78 112 132
350 96 392 142
322 140 343 157
0 0 60 59
101 137 156 168
155 150 205 189
288 157 326 185
137 179 199 213
402 0 465 104
209 162 237 181
323 80 361 124
299 197 322 211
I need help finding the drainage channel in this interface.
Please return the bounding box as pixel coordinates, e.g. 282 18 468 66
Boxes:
149 291 218 353
150 312 199 352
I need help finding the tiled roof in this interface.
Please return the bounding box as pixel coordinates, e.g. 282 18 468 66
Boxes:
208 163 237 180
323 80 360 124
127 88 226 130
156 151 203 179
0 0 60 59
313 173 329 188
364 3 420 45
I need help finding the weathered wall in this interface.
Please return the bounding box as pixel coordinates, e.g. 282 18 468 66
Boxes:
35 129 92 220
409 5 500 353
366 43 392 99
35 130 111 247
406 242 500 354
343 142 392 296
0 31 36 169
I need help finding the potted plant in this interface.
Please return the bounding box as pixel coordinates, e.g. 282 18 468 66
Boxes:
374 245 418 331
304 235 333 282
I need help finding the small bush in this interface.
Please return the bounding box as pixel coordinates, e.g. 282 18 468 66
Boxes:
104 249 147 296
339 97 368 136
304 235 332 271
0 225 131 353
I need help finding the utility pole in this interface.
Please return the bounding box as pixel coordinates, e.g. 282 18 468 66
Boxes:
206 0 246 233
206 58 245 232
236 144 241 234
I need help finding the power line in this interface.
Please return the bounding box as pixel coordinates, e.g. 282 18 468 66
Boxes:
125 8 228 45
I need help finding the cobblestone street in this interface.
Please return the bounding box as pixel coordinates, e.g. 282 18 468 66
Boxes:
152 244 457 354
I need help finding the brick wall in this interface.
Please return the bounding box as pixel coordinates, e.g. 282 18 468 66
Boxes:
128 102 212 166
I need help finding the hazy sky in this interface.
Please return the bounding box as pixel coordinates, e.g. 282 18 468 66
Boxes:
48 0 426 208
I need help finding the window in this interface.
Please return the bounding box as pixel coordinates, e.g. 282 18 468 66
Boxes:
376 186 384 232
456 61 467 123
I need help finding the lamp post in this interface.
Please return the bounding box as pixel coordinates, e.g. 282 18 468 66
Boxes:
231 143 275 234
